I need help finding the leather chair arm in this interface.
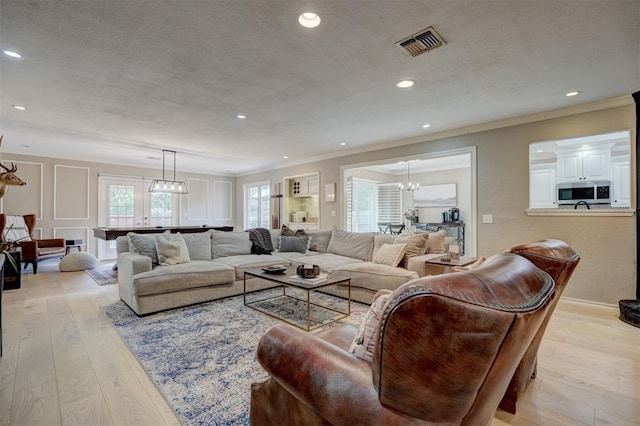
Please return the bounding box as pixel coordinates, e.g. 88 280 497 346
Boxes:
257 324 416 425
19 240 38 259
34 238 65 248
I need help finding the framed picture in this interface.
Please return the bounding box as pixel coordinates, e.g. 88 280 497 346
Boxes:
325 183 336 203
414 183 456 207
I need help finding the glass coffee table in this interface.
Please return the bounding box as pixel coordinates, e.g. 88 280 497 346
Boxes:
243 266 351 331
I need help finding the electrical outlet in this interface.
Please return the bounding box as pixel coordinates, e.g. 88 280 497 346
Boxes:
331 210 336 217
482 214 493 224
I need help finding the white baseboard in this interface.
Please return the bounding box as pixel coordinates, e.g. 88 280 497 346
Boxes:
560 296 619 312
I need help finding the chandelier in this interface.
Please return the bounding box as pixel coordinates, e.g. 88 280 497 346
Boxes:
149 150 189 194
399 161 420 192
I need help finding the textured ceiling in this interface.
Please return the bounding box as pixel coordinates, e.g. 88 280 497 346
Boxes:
0 0 638 176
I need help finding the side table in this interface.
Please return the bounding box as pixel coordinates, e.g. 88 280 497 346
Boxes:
3 250 21 290
425 255 478 274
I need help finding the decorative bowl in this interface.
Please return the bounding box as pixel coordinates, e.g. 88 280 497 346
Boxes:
261 265 287 274
296 264 320 278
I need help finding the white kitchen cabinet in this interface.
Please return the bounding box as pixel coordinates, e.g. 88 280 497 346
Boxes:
530 164 557 208
292 176 319 197
555 145 612 182
612 155 630 207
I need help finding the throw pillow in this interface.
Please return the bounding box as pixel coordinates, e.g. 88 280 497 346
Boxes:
282 224 306 237
426 230 447 254
127 232 161 265
306 229 332 252
157 234 191 265
372 234 397 258
210 231 252 258
327 228 374 261
278 235 309 253
349 291 391 362
394 232 429 267
372 243 407 267
179 231 212 261
3 215 32 242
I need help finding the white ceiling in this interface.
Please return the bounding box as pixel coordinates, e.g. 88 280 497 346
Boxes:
1 1 638 176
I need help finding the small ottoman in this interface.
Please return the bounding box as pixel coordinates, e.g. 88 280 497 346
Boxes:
59 252 98 272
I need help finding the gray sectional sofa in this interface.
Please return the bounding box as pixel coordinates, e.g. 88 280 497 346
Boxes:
117 227 453 315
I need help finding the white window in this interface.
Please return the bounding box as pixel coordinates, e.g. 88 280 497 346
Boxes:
377 183 402 223
244 181 270 230
346 178 377 232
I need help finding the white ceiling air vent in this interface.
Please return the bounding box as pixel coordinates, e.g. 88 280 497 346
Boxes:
396 26 446 57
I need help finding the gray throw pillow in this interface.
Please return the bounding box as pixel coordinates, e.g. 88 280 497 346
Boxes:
306 229 332 252
180 231 212 260
127 232 160 265
278 236 309 253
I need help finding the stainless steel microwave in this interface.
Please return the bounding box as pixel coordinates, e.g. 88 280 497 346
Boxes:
557 180 611 206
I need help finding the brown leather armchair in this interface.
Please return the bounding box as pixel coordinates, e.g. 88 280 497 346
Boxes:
0 214 66 274
250 253 556 425
499 239 580 413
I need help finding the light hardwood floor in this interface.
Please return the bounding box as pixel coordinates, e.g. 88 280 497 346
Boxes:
1 263 638 425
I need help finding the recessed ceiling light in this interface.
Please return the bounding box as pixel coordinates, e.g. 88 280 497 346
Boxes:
566 91 580 97
3 50 21 59
396 79 415 89
237 114 246 119
11 104 26 111
340 142 347 146
536 149 544 153
422 124 431 128
298 12 321 28
283 155 289 159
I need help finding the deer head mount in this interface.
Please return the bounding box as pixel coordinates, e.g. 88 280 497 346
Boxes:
0 135 27 198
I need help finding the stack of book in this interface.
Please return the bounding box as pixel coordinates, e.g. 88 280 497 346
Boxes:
288 273 328 284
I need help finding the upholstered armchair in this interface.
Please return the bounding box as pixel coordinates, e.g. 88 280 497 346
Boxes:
0 214 66 274
499 239 580 413
251 253 556 425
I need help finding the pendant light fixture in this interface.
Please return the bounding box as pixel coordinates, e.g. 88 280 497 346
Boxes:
149 150 188 194
399 161 420 192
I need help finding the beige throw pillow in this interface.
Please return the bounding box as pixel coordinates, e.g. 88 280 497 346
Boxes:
372 243 407 267
394 232 428 267
157 234 190 265
426 230 447 254
349 292 391 362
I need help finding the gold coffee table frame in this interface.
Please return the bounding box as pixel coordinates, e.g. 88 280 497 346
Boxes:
243 267 351 331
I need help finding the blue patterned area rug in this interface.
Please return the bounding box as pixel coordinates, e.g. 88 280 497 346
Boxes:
103 290 368 425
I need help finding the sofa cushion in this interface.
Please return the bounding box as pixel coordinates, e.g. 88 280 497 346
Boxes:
332 262 419 292
373 234 397 258
327 228 373 261
132 261 235 296
211 231 252 258
426 230 447 254
278 236 309 253
394 232 429 267
291 253 362 273
180 231 212 261
349 291 391 362
306 229 332 253
372 243 406 267
128 232 162 265
215 254 292 281
157 233 191 265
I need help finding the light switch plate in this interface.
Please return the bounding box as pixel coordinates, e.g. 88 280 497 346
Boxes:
331 210 336 217
482 214 494 224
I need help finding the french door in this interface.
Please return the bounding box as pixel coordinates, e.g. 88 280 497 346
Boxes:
97 176 178 260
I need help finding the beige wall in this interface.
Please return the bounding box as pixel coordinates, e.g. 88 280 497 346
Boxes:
1 102 635 305
237 103 636 305
0 155 233 256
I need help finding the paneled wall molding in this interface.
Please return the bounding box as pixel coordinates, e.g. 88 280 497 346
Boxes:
0 160 44 219
54 226 90 252
54 164 90 220
213 180 233 222
186 178 209 221
33 227 43 240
